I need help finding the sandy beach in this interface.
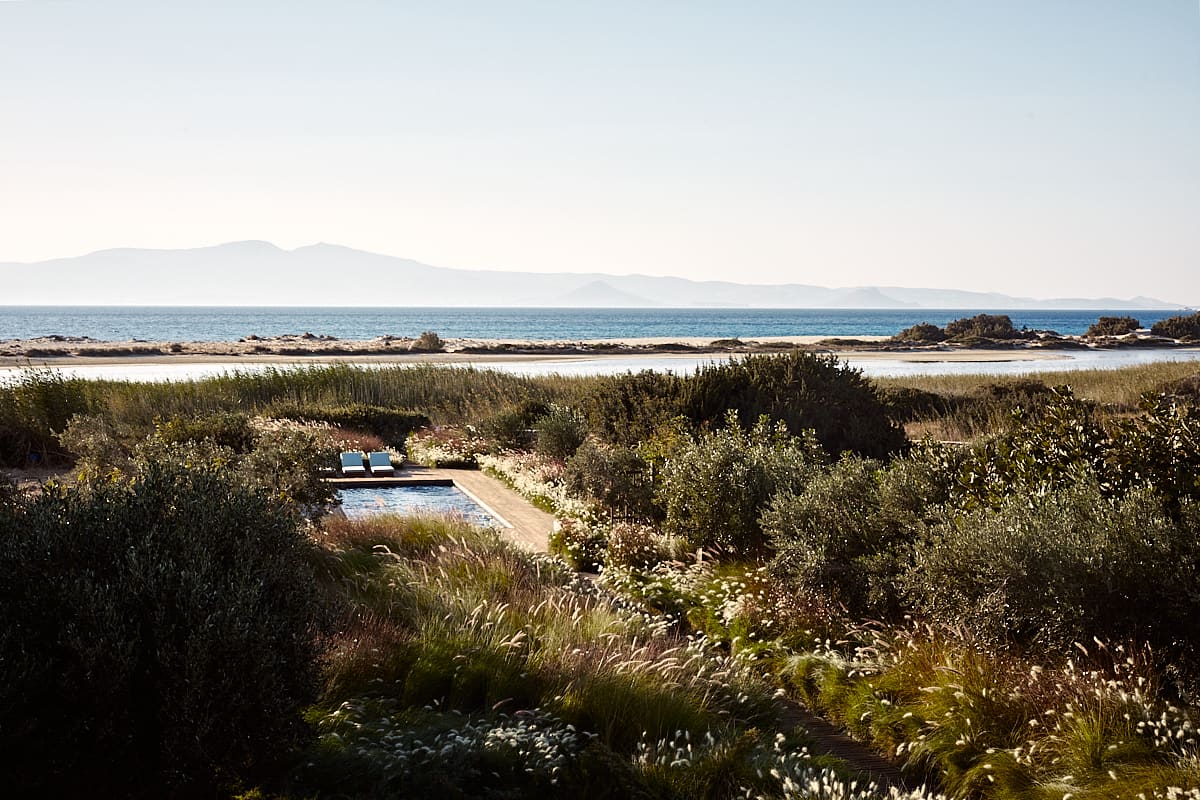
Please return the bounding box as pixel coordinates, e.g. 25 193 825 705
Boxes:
0 333 1076 369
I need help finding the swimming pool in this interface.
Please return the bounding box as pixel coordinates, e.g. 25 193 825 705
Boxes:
337 484 505 528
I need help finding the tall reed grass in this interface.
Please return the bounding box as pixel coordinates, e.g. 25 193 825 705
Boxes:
876 360 1200 411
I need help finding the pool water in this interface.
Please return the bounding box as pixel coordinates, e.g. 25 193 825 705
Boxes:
338 484 502 527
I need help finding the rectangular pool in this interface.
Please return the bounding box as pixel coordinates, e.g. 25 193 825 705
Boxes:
337 484 505 528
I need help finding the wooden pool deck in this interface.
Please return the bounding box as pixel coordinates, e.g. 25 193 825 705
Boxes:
327 465 553 553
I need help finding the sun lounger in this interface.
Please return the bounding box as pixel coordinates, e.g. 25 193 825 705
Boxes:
340 452 367 477
367 451 394 477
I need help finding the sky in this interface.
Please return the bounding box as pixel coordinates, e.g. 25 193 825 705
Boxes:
1 1 1198 302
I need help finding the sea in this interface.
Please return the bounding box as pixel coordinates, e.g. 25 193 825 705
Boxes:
2 306 1198 382
0 306 1188 342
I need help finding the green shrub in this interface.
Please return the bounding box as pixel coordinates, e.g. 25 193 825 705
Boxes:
1151 311 1200 341
904 482 1200 651
1158 373 1200 405
57 413 134 475
893 322 947 343
954 389 1200 513
1106 395 1200 512
154 410 257 452
605 523 668 569
953 388 1106 509
480 399 551 451
535 406 587 460
581 370 684 446
0 450 323 796
411 330 445 352
1085 315 1141 337
943 313 1028 341
565 441 658 520
235 426 341 512
406 425 488 467
548 518 608 571
876 386 955 424
657 413 825 553
680 351 907 459
766 448 952 619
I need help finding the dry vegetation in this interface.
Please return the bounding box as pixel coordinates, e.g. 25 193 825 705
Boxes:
3 352 1200 798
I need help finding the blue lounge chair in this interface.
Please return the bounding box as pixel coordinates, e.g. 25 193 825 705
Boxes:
340 452 367 477
367 451 394 477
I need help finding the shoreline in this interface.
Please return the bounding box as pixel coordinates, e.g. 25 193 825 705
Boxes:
0 334 1090 368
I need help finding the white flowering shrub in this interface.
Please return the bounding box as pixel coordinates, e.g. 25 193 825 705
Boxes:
478 451 597 522
548 517 608 571
311 700 593 794
635 730 947 800
407 425 489 467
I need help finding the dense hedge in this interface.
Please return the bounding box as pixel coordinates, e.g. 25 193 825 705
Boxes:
584 352 904 460
892 322 947 343
657 414 825 552
906 483 1200 652
943 313 1028 341
1084 315 1140 337
0 453 324 797
1151 310 1200 341
678 352 906 459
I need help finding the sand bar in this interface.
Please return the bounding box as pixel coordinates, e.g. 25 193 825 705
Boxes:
0 334 1070 369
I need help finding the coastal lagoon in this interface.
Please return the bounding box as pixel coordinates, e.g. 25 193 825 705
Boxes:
3 346 1199 384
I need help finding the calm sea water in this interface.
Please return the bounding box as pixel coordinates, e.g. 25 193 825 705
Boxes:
0 306 1187 342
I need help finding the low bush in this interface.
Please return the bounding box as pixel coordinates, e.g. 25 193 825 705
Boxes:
406 425 488 467
876 386 955 424
1159 373 1200 404
410 330 446 352
681 352 907 459
548 517 608 571
1085 315 1141 337
535 405 588 460
893 322 947 343
0 450 324 797
904 482 1200 652
0 369 94 466
154 410 257 452
943 313 1029 341
581 370 684 446
766 448 952 619
1151 311 1200 341
480 399 551 451
657 413 825 553
605 522 670 569
952 388 1105 508
564 441 658 521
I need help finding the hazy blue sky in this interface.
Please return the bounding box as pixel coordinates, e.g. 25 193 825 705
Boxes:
1 1 1197 301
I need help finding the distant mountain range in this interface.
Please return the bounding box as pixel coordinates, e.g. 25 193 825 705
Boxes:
0 241 1186 309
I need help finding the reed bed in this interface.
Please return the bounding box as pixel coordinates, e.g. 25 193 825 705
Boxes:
875 360 1200 410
